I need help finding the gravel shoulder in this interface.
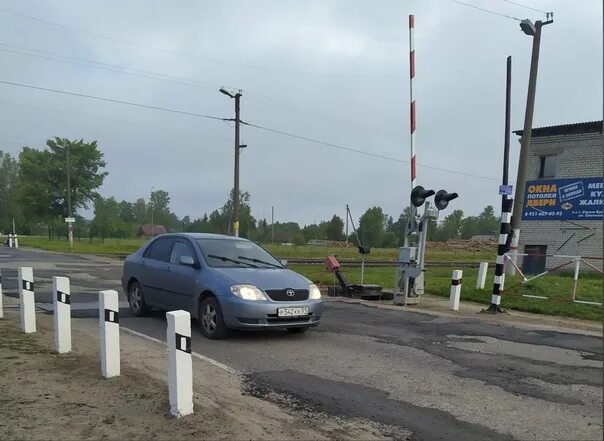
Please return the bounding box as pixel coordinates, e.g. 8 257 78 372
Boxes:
0 307 407 440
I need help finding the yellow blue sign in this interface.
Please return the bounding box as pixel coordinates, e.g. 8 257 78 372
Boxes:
522 177 603 220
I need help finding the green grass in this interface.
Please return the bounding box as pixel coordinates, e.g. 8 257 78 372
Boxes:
18 236 146 256
291 264 603 322
17 236 603 321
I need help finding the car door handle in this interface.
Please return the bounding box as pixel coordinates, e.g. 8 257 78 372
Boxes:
166 265 172 272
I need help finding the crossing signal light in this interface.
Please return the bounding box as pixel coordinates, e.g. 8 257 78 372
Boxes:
434 190 458 210
411 186 435 207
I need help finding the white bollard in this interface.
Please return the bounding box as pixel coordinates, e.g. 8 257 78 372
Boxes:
449 270 463 311
99 290 120 378
167 310 194 418
476 262 488 289
18 267 36 333
14 234 18 248
0 269 3 319
53 276 71 353
8 234 13 248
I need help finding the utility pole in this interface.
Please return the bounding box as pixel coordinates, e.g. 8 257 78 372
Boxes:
150 186 155 238
502 56 512 198
219 86 243 238
66 146 73 249
233 93 241 238
510 16 553 272
271 206 275 244
345 204 349 244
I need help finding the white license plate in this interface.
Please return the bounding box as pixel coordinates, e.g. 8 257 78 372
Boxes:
277 307 309 317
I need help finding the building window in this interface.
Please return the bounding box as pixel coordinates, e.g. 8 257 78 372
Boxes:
538 155 556 178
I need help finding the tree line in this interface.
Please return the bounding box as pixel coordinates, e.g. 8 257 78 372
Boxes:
0 138 500 246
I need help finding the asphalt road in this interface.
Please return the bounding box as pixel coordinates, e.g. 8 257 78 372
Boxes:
2 247 602 440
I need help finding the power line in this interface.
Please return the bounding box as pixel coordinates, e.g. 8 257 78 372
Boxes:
449 0 522 21
0 78 499 182
500 0 549 14
0 79 227 121
242 121 499 182
0 7 399 79
0 42 219 91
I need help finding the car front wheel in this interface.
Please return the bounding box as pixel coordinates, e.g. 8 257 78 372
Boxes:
199 297 229 339
128 281 150 316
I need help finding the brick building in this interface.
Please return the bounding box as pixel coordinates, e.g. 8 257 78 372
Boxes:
514 121 603 273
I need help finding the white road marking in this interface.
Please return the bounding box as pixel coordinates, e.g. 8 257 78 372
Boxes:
121 326 237 374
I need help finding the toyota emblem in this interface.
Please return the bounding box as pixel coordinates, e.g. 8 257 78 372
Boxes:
286 289 296 297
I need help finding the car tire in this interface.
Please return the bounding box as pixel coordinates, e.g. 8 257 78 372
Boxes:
286 327 309 334
128 281 150 316
199 297 229 340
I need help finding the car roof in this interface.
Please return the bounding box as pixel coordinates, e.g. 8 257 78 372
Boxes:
154 232 248 241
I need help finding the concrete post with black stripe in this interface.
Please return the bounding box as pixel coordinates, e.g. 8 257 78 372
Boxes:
53 276 71 354
484 198 513 313
18 267 36 333
167 310 193 418
449 270 462 311
99 290 120 378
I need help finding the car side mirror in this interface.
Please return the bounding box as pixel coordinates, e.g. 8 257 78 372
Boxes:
280 259 288 268
179 255 196 267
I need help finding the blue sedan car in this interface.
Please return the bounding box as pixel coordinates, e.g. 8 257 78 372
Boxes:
121 233 323 339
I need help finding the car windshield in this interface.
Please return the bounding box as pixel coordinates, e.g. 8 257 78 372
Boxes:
197 238 283 269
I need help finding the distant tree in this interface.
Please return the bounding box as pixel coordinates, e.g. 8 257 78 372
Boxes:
292 231 306 246
433 209 464 241
133 198 147 224
357 206 387 247
19 138 107 224
0 151 20 232
325 215 344 241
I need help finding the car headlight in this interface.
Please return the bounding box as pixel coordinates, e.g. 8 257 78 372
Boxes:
309 283 322 300
230 284 268 301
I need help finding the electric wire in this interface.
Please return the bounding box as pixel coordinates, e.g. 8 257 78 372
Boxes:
0 79 499 182
241 121 500 182
0 79 227 121
448 0 522 21
500 0 549 14
0 7 399 79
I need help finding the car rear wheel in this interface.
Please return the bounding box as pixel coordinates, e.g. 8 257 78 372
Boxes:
286 327 309 334
128 281 150 316
199 297 228 339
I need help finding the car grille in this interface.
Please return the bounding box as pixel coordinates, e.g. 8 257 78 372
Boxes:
265 289 309 301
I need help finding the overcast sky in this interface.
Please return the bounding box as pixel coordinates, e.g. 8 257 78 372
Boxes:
0 0 602 225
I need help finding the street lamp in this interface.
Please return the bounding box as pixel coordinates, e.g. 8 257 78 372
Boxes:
220 86 243 237
509 14 553 275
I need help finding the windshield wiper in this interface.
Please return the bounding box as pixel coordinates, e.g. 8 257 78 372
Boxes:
207 254 257 267
238 255 282 269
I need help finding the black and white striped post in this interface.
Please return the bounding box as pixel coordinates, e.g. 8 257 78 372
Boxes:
449 270 462 311
0 269 3 319
18 266 36 333
99 290 120 378
484 198 513 313
53 276 71 354
167 310 194 418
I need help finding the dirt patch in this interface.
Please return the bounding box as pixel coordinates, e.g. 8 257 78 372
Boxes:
0 311 405 440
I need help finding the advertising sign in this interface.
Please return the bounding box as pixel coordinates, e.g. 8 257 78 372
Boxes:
522 177 603 220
